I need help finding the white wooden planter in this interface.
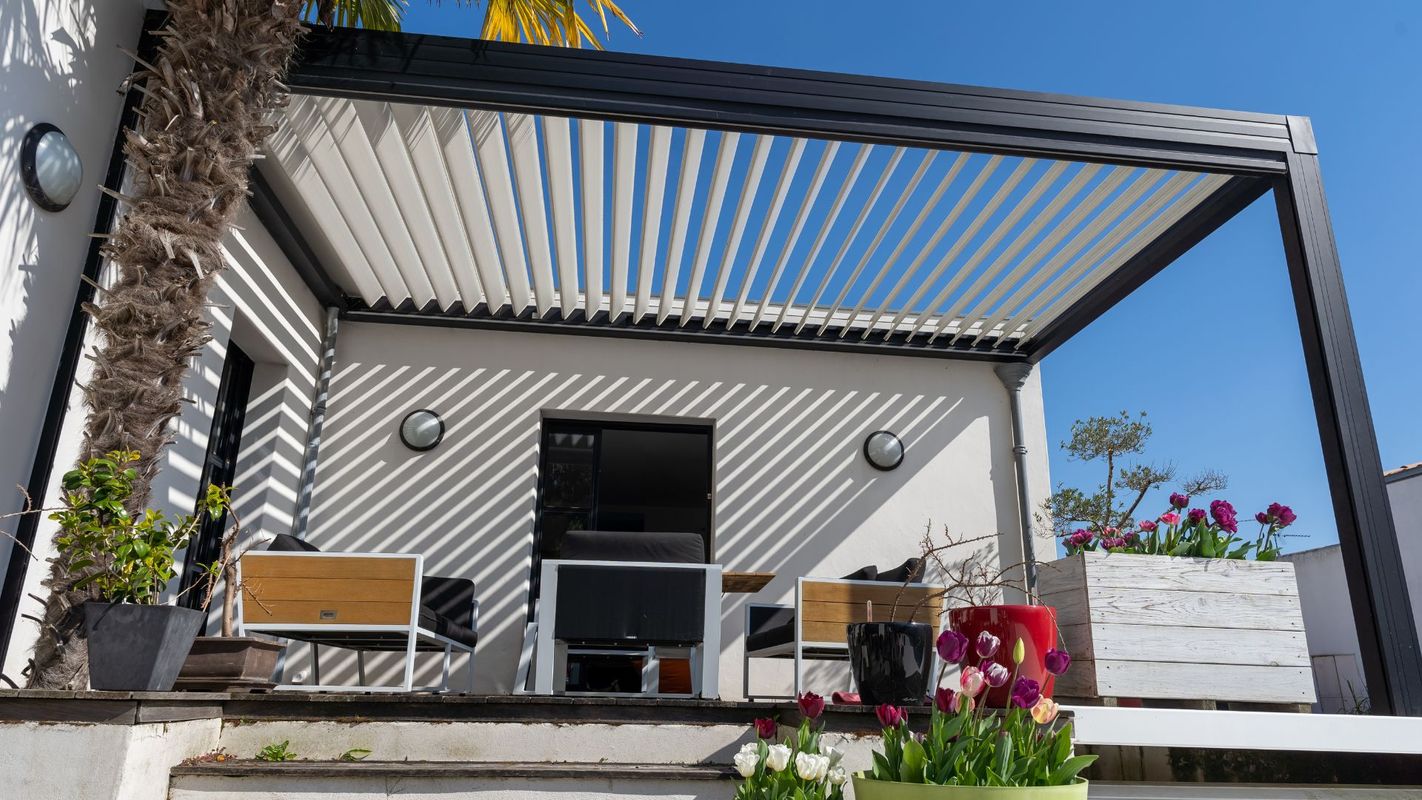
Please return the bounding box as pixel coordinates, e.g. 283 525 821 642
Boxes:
1037 551 1316 707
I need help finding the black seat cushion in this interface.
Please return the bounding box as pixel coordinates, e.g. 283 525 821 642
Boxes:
560 530 705 564
266 533 321 552
878 557 924 584
842 564 878 581
745 605 796 653
262 535 477 649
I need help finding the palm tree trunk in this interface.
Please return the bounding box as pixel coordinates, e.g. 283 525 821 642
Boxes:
26 0 303 689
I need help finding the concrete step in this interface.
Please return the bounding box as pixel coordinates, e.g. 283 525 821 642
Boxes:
215 718 756 765
169 761 735 800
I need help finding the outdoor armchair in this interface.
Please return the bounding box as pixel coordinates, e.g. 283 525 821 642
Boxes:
236 534 477 693
526 530 722 698
743 559 942 699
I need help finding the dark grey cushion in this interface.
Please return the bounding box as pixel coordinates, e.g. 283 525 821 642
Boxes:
560 530 704 564
266 533 321 552
842 564 878 581
745 605 796 653
878 558 924 584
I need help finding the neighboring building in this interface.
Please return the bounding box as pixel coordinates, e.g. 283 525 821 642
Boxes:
1286 462 1422 712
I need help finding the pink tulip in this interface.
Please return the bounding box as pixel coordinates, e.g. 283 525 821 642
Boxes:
1030 696 1060 724
1159 512 1181 525
959 665 986 697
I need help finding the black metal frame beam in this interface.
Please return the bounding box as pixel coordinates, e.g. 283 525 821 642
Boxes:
1274 133 1422 715
340 303 1030 364
286 27 1292 175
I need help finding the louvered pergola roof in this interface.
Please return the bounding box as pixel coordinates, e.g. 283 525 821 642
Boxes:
252 30 1283 362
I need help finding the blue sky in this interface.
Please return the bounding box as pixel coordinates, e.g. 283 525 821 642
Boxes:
395 1 1422 552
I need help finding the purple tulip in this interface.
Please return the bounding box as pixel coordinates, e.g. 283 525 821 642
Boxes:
1256 511 1270 525
1044 648 1071 676
1170 492 1190 509
975 631 1001 659
797 691 825 720
1210 499 1239 534
1010 677 1041 709
1268 502 1297 527
1187 507 1207 525
1067 529 1093 548
981 660 1010 688
936 630 969 664
754 717 778 739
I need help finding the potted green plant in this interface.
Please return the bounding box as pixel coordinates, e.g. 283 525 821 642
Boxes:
175 504 283 692
49 451 226 691
731 692 848 799
853 634 1094 798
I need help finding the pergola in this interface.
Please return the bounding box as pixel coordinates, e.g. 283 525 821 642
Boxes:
7 19 1418 714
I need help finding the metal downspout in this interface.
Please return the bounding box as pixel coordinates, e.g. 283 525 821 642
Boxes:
995 362 1038 598
291 307 340 540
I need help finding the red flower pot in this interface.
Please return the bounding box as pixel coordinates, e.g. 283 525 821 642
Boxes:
948 604 1057 707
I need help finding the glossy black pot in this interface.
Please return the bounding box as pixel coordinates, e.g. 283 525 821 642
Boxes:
847 620 933 705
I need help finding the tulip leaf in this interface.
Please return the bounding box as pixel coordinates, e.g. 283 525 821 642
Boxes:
1048 754 1098 786
899 736 926 783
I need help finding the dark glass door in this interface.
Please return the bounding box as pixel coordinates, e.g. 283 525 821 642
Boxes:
179 343 254 611
531 419 713 692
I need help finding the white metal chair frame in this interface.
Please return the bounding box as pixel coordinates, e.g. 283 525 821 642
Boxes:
237 551 477 693
743 576 943 699
528 558 723 698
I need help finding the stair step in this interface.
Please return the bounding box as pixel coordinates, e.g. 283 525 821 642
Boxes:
170 760 736 800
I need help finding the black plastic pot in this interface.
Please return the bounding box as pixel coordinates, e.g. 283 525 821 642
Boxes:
847 620 933 705
83 602 204 691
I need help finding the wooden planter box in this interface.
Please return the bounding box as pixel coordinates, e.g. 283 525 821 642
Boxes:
1038 551 1316 707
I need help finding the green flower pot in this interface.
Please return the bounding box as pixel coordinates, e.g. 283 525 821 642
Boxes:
851 775 1088 800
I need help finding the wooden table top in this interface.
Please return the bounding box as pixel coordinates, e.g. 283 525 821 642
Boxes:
721 571 775 594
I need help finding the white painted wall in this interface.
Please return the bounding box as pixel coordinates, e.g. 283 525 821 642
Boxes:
0 0 147 582
3 201 324 673
1 718 221 800
303 324 1051 696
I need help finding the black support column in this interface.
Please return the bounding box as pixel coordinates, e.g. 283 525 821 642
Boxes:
1274 118 1422 716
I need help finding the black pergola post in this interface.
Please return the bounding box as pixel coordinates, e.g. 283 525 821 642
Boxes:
1274 118 1422 716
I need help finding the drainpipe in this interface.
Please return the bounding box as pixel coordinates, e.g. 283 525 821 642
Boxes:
291 307 340 540
995 362 1038 599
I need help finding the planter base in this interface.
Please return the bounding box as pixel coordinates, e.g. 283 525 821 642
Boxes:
178 636 282 692
852 776 1088 799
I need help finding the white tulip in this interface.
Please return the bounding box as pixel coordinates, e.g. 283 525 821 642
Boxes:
765 744 792 773
829 766 848 786
794 751 818 781
732 745 759 778
823 744 843 767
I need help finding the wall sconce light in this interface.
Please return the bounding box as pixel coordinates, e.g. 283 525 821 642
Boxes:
21 123 83 212
863 430 904 471
399 409 445 452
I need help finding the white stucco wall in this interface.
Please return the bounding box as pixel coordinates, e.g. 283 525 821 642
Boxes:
3 201 324 674
303 324 1051 697
0 0 147 583
1385 467 1422 647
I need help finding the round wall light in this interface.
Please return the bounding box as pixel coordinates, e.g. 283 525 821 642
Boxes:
399 409 445 452
863 430 905 471
21 123 83 212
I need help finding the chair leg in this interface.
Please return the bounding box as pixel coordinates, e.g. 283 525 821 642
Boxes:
401 627 418 693
312 643 322 686
794 642 804 698
440 644 452 692
356 651 366 687
743 650 751 701
467 648 477 694
643 647 660 695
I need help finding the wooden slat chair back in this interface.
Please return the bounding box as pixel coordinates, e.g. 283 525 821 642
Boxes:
239 552 419 626
797 579 945 645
